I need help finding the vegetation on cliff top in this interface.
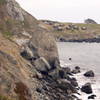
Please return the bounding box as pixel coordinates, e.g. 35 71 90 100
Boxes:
0 0 6 4
40 20 100 40
0 95 14 100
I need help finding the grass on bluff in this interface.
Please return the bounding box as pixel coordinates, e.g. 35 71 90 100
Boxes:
3 31 13 38
0 0 6 4
0 95 14 100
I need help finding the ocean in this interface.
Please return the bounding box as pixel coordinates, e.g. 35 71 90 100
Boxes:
57 42 100 100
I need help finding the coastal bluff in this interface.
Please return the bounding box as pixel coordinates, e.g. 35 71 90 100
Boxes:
0 0 95 100
0 0 59 99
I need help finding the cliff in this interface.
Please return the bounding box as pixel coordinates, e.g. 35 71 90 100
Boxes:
0 0 59 99
0 0 80 100
0 0 59 65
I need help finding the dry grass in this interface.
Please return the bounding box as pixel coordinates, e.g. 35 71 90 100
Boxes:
0 95 14 100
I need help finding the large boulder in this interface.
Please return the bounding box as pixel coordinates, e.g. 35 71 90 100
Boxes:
29 29 59 69
84 19 97 24
33 57 51 74
84 70 95 77
88 94 96 99
81 83 93 94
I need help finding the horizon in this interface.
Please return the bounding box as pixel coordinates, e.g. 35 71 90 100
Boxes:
16 0 100 24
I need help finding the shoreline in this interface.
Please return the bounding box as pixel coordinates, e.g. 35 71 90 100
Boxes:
57 38 100 43
60 60 100 100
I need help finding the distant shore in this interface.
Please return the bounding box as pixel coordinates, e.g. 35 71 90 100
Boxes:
39 20 100 43
57 37 100 43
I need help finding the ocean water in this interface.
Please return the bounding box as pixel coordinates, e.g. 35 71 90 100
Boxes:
57 42 100 100
57 42 100 75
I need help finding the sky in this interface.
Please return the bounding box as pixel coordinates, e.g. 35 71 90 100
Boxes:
16 0 100 23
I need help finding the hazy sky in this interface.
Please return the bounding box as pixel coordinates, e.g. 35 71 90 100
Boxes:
16 0 100 23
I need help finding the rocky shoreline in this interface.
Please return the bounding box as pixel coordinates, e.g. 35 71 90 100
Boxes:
58 37 100 43
21 46 97 100
33 63 97 100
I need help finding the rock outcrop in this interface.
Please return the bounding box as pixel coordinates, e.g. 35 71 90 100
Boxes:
0 0 59 70
84 70 95 77
84 18 97 24
81 83 93 94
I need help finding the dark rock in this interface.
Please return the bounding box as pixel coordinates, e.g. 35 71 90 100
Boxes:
69 58 72 60
65 38 100 43
84 70 95 77
84 19 97 24
50 57 60 69
72 67 80 74
57 79 77 93
65 77 78 87
70 79 78 87
36 88 42 93
59 70 65 78
20 50 32 60
58 67 72 78
75 66 80 70
71 77 77 81
59 37 67 42
81 83 93 94
71 95 79 99
63 67 71 74
88 94 96 99
38 74 77 100
48 68 59 80
48 67 71 79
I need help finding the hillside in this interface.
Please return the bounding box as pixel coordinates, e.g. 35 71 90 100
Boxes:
0 0 80 100
0 0 58 99
39 20 100 42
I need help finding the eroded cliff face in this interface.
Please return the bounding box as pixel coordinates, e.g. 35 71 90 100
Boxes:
0 33 40 100
0 0 59 100
0 0 59 68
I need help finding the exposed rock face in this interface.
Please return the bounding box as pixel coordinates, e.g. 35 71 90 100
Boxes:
81 83 93 94
0 34 40 100
88 94 96 99
0 0 59 100
6 0 24 21
84 19 97 24
0 0 59 70
84 70 95 77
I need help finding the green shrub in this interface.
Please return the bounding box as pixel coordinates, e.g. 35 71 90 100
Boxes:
0 0 6 4
0 95 14 100
3 31 13 38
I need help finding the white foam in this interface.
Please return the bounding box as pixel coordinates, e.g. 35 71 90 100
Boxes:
60 60 100 100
